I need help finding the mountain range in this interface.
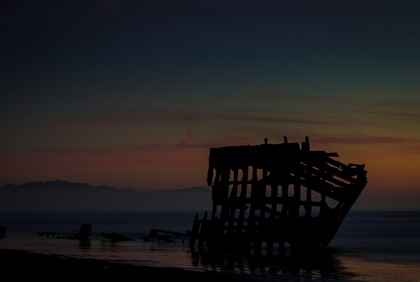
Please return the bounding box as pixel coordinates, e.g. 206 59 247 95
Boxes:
0 180 213 212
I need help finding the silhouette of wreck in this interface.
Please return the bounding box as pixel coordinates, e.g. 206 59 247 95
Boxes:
36 223 92 240
0 225 6 238
187 136 367 254
101 232 133 242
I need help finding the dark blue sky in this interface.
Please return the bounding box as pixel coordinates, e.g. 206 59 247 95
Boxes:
1 0 420 209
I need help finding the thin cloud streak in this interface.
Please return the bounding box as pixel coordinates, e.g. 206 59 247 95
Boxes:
72 107 331 127
315 135 419 146
69 93 420 130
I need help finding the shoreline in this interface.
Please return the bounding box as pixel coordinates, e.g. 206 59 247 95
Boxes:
0 248 252 281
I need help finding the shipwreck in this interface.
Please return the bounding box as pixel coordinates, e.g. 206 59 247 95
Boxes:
187 136 367 254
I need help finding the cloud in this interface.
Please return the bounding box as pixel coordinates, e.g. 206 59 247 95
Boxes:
71 106 330 128
309 134 420 157
314 134 418 145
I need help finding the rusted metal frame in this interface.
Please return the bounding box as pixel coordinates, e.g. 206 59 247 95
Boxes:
302 152 360 187
301 161 351 189
299 174 344 203
323 159 362 184
301 163 348 190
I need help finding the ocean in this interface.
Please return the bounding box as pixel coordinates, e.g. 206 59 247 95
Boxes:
0 210 419 281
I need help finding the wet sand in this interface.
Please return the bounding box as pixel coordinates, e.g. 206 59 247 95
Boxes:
0 248 255 281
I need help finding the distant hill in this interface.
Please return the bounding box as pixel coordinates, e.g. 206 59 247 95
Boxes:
0 180 212 212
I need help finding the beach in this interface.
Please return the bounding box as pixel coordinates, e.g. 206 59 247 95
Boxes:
1 211 420 281
2 247 420 282
0 248 254 281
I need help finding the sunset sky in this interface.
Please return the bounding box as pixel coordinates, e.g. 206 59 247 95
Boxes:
1 0 419 210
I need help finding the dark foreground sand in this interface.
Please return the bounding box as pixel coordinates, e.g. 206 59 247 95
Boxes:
0 249 252 281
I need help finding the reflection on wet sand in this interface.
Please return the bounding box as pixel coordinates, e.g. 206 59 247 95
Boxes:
190 247 357 281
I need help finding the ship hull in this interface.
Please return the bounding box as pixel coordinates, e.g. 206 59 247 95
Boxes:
188 137 367 255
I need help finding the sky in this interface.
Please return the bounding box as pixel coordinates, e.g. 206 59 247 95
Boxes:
1 0 420 210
